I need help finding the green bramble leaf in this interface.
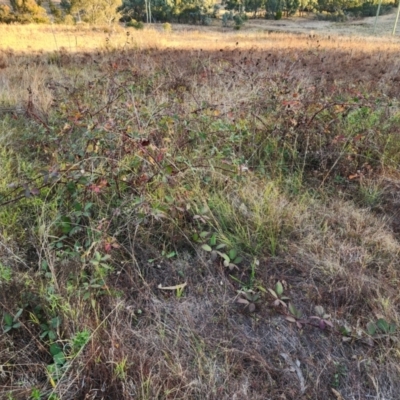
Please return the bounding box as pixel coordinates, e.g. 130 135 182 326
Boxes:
4 313 13 326
50 343 62 356
14 308 23 320
366 322 376 336
228 249 237 260
201 244 212 252
275 281 283 297
376 318 389 333
53 351 66 366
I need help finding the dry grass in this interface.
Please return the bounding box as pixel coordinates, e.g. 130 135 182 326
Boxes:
2 23 400 53
1 24 400 400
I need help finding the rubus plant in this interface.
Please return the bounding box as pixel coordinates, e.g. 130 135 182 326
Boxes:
285 305 333 331
70 329 91 355
39 316 61 341
200 234 243 270
29 304 62 342
274 301 399 344
308 306 333 331
80 275 109 300
90 252 113 280
214 247 243 271
268 281 290 308
287 303 303 321
27 303 67 382
194 222 243 271
266 285 334 331
46 342 67 386
366 318 396 337
236 289 260 312
3 308 23 333
334 318 397 345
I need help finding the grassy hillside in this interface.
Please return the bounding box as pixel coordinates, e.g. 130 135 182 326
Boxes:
1 25 400 399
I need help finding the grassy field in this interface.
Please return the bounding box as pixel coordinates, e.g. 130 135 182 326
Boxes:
1 24 400 399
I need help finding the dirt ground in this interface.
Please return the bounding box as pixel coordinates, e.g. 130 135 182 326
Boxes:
244 12 400 37
167 11 400 39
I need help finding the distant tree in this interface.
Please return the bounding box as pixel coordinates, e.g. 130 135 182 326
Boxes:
285 0 299 15
264 0 300 17
172 0 214 23
119 0 173 22
1 0 49 22
298 0 316 14
118 0 146 21
62 0 122 24
245 0 265 16
224 0 242 11
48 0 63 21
119 0 213 23
265 0 283 18
0 5 16 22
316 0 345 12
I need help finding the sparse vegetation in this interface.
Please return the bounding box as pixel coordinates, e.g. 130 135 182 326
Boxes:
1 24 400 399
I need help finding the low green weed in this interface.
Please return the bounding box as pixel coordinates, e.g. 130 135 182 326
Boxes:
0 262 12 283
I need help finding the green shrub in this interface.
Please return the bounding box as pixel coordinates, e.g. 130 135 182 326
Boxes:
315 11 347 22
127 19 144 29
202 16 212 25
222 11 233 27
345 2 393 18
233 13 244 28
162 22 172 32
265 0 283 20
63 14 75 25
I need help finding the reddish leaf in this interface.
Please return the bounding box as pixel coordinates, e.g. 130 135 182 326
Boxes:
156 152 164 162
89 184 101 193
30 187 40 196
333 135 346 144
104 242 112 253
324 320 333 328
140 139 150 146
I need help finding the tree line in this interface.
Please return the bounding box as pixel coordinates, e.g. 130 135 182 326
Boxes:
0 0 395 25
